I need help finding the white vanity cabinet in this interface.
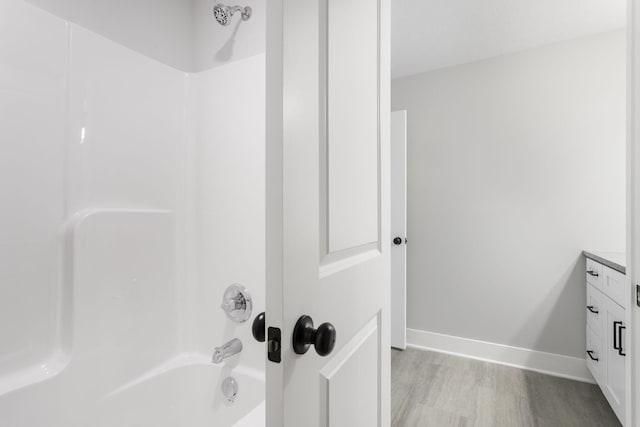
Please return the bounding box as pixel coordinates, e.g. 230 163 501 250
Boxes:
584 254 628 425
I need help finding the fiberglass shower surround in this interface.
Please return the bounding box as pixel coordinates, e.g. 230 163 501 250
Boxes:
0 0 266 426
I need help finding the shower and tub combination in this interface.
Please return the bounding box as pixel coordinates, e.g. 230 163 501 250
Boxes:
0 0 266 425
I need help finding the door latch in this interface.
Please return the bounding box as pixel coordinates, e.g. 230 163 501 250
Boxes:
636 284 640 308
268 327 281 363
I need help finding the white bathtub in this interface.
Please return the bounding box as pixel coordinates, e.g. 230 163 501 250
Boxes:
233 400 265 427
0 354 265 427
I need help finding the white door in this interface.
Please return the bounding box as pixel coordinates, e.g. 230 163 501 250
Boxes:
265 0 391 426
629 2 640 426
390 110 407 350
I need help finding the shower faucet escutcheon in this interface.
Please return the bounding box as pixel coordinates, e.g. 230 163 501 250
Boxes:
221 284 253 323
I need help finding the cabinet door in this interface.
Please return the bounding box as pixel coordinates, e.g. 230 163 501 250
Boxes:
586 325 605 384
586 283 605 338
604 297 626 424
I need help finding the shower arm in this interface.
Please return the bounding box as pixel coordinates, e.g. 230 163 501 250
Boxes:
228 5 245 14
231 5 252 21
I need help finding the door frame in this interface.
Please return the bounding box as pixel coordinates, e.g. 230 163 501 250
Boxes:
628 1 639 425
390 110 407 350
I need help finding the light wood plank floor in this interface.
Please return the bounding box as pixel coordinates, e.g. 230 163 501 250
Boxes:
391 348 621 427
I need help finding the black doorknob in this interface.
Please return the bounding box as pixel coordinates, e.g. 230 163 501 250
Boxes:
252 312 266 342
393 237 402 245
292 315 336 357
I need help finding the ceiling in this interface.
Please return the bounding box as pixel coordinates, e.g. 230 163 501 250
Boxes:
391 0 627 79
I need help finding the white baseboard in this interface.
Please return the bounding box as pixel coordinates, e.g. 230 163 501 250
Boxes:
406 328 594 384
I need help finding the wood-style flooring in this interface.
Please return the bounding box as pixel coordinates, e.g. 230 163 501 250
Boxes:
391 348 621 427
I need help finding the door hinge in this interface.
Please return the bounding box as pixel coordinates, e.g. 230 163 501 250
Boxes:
268 327 281 363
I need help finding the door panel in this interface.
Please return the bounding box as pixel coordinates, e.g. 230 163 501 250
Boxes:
320 315 380 427
266 0 390 425
324 0 380 254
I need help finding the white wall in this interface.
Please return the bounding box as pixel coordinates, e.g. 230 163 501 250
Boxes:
24 0 194 71
391 0 627 78
391 31 626 359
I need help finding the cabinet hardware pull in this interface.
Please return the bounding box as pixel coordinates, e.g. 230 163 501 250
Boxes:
614 322 626 357
586 350 599 362
586 305 599 314
586 270 599 277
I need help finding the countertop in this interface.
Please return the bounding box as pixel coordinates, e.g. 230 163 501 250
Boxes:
583 250 626 275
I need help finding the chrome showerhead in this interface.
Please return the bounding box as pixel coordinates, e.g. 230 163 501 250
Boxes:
213 4 252 26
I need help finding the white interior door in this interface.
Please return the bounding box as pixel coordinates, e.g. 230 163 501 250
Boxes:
629 1 640 425
390 110 407 350
265 0 390 426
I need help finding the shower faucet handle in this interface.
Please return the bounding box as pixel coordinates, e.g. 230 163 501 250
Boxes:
221 295 244 312
221 284 253 323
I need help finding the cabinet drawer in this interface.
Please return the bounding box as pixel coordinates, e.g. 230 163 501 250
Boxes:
586 283 605 337
586 258 603 289
603 266 627 309
586 326 605 385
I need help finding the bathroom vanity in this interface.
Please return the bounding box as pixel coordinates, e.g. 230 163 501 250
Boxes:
583 251 628 425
